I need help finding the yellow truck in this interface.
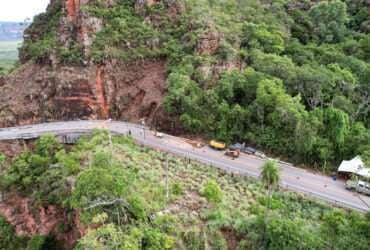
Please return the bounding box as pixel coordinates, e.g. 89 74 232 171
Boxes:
209 140 226 150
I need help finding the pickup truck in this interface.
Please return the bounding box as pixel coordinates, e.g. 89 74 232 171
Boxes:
346 180 370 196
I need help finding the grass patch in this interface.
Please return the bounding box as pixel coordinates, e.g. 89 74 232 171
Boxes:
0 40 21 73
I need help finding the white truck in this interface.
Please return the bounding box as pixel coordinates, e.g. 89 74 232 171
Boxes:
154 131 164 138
345 180 370 196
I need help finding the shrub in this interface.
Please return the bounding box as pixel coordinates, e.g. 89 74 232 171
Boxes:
26 235 46 250
171 182 183 196
0 153 5 167
0 216 27 249
200 180 223 203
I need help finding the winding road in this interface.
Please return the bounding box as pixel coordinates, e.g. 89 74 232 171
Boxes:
0 120 369 212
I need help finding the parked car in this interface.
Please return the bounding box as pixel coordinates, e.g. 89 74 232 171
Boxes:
228 143 257 155
229 143 244 151
346 180 370 196
242 147 257 155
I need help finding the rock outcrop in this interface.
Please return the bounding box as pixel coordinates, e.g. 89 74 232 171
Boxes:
0 60 166 127
1 0 169 128
0 193 83 249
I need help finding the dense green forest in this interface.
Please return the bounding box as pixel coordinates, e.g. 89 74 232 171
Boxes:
21 0 370 172
0 132 369 249
159 0 370 171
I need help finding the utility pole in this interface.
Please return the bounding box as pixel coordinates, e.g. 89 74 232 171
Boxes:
140 118 146 140
165 154 169 200
107 119 112 148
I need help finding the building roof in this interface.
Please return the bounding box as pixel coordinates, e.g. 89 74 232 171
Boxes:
338 156 370 178
357 168 370 179
338 156 364 173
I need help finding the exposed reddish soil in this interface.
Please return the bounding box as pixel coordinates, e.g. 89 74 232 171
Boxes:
0 193 83 249
106 60 167 122
95 66 109 118
0 140 28 158
3 0 185 132
0 60 167 128
66 0 80 19
0 76 5 87
221 227 242 250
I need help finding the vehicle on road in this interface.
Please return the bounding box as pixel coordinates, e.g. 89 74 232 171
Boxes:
225 148 240 159
154 131 164 138
346 180 370 196
229 143 257 155
242 147 257 155
210 140 226 150
229 143 243 151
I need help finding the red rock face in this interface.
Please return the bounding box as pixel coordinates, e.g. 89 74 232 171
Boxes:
2 0 179 130
0 76 5 87
95 66 109 118
0 60 167 128
66 0 80 20
0 141 28 158
0 193 83 249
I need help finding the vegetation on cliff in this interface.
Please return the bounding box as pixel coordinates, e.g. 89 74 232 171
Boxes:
17 0 370 173
161 0 370 172
0 132 369 249
2 1 369 248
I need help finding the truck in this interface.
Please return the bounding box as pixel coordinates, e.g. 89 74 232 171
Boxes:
209 140 226 150
225 148 240 159
345 180 370 196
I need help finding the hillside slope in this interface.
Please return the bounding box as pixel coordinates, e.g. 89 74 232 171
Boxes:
0 0 369 171
0 132 369 249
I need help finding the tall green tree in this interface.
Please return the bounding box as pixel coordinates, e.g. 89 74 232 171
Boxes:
260 160 280 201
260 160 280 248
309 0 349 43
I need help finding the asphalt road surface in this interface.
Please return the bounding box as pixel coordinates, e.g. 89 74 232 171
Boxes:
0 120 369 212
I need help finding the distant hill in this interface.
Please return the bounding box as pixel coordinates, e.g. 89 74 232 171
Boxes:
0 22 29 41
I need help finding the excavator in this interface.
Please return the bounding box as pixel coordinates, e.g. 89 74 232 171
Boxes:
225 148 240 159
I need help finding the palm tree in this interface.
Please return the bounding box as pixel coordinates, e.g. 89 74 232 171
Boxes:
261 160 280 202
260 160 280 248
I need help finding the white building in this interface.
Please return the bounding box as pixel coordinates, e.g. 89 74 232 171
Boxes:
338 156 370 179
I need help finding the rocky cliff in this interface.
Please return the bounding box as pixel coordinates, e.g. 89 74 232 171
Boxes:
0 0 175 128
0 0 238 130
0 59 166 126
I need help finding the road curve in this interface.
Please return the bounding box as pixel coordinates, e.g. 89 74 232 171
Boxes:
0 120 369 212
